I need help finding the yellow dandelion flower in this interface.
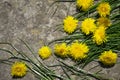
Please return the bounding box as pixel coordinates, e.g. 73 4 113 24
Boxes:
93 25 107 45
70 41 89 60
97 17 111 27
97 2 111 17
54 43 70 58
81 18 96 35
38 46 51 59
99 50 118 65
11 62 27 77
63 16 78 34
76 0 94 11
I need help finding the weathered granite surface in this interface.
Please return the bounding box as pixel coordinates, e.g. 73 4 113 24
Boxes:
0 0 120 80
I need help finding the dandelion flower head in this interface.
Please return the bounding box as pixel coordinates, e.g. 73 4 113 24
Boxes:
54 43 70 58
38 46 51 59
63 16 78 34
11 62 27 77
93 25 107 45
99 50 118 65
97 2 111 17
76 0 94 11
81 18 96 35
97 17 111 27
70 40 89 60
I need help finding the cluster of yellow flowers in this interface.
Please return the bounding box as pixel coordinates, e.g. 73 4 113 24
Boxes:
10 0 118 78
37 1 117 66
38 40 89 60
63 2 111 45
93 2 111 45
38 43 117 66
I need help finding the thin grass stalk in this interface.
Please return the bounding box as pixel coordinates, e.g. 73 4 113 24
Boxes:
26 65 49 80
58 60 106 80
19 39 52 72
0 42 27 58
61 65 72 80
0 48 15 57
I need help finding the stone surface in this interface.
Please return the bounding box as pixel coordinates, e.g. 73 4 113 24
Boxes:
0 0 120 80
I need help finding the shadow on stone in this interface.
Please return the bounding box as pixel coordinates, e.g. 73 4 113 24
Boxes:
98 61 115 68
12 75 25 79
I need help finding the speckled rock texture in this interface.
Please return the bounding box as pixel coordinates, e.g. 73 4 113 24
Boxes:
0 0 120 80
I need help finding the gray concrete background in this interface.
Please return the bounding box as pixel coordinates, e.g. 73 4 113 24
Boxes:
0 0 120 80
